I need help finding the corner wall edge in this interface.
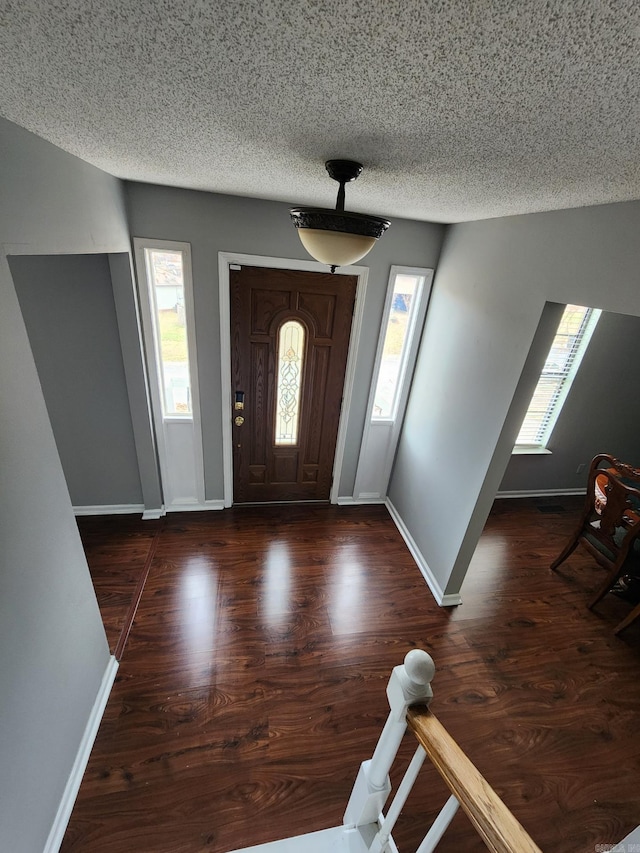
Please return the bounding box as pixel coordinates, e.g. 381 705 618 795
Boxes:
385 499 462 607
43 655 118 853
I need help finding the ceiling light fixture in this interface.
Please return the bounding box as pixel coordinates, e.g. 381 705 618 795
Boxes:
290 160 390 273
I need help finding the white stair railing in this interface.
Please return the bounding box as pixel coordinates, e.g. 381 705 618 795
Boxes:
229 650 543 853
345 648 541 853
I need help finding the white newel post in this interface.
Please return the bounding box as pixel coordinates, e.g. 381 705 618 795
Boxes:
343 649 435 828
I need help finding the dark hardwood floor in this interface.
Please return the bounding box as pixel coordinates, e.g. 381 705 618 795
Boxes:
76 514 161 656
64 499 640 852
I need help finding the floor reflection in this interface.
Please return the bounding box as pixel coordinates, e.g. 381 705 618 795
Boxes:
178 557 217 655
261 541 292 626
464 533 509 588
328 543 365 632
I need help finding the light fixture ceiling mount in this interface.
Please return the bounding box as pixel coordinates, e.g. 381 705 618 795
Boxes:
290 159 390 273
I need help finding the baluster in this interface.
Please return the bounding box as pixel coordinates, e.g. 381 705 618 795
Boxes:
415 795 460 853
343 649 435 828
369 745 427 853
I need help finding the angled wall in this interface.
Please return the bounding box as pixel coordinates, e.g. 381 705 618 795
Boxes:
0 117 130 853
389 201 640 600
11 253 143 508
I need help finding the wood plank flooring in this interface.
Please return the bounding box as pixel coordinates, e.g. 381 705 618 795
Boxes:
77 514 161 655
63 500 640 853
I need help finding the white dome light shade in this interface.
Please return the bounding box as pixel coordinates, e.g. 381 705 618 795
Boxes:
296 228 377 267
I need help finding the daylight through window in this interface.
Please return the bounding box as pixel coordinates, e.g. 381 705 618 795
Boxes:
516 303 601 447
145 248 192 417
372 273 423 419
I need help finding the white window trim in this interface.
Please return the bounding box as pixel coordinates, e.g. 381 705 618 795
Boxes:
136 241 200 425
133 237 205 509
372 270 427 422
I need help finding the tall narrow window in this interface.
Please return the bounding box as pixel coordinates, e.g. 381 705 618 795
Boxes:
353 265 433 502
516 303 601 447
144 248 192 417
275 320 305 445
372 272 424 419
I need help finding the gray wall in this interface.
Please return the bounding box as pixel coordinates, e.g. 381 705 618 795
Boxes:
10 253 143 507
109 252 163 512
500 310 640 493
389 201 640 598
0 117 130 852
125 182 445 499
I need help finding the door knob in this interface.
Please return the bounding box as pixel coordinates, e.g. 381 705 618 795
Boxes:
234 415 245 427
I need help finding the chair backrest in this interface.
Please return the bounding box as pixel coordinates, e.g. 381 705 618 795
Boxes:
584 454 640 561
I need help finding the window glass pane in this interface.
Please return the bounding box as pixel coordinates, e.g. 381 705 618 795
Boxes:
372 274 421 419
146 249 192 417
516 304 599 446
275 321 305 445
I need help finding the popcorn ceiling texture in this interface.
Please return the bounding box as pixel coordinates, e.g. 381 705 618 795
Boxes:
1 0 640 222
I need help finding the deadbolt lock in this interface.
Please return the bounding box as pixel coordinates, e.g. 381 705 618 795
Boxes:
234 415 245 427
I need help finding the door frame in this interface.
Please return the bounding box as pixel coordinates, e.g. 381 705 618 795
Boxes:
218 252 369 507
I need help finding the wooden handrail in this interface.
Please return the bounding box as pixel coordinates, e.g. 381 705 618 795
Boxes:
407 706 542 853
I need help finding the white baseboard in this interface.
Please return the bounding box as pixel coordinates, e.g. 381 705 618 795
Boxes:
354 492 386 503
204 499 225 510
142 507 165 520
165 500 225 512
73 503 144 516
385 499 462 607
44 655 118 853
495 488 586 499
336 496 386 506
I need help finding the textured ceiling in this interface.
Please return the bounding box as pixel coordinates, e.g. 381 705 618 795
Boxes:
1 0 640 223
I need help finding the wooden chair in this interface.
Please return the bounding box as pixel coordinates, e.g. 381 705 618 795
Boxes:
550 453 640 635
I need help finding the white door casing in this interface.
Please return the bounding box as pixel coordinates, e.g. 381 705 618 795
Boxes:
218 252 369 507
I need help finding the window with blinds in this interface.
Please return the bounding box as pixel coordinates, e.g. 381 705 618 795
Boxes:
515 304 601 447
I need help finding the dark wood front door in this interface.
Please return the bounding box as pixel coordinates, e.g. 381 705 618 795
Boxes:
230 265 357 502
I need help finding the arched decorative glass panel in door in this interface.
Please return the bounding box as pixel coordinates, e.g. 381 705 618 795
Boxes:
275 320 305 445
